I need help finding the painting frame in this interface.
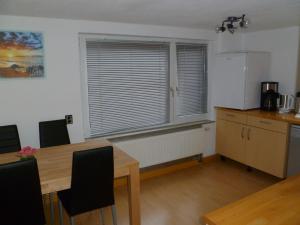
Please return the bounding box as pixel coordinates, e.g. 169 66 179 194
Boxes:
0 30 46 78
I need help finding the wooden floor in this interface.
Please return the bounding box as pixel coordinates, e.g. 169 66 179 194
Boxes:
48 159 280 225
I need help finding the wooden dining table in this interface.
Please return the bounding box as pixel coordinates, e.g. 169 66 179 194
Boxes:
0 139 141 225
202 174 300 225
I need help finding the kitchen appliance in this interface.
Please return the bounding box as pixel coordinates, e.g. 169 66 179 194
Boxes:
278 94 294 114
214 51 270 110
260 81 279 111
295 92 300 118
287 125 300 176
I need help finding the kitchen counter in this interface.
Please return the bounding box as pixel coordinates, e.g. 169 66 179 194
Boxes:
216 107 300 125
202 174 300 225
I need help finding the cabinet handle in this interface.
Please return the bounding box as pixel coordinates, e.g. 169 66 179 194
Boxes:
226 113 235 117
247 128 251 140
241 127 245 138
259 120 271 125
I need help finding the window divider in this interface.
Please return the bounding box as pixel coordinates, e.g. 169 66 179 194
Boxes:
169 41 176 124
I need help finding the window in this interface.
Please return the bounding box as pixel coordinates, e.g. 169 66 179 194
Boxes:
175 44 208 118
81 36 208 138
85 41 170 137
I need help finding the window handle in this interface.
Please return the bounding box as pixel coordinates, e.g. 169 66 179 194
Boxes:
176 86 180 95
170 87 175 97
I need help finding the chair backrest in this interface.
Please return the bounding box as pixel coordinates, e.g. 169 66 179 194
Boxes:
0 124 21 153
39 119 70 148
69 146 114 215
0 158 45 225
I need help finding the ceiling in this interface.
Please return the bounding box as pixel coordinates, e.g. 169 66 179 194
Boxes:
1 0 300 31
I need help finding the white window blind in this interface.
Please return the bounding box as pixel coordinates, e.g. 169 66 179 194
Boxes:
175 43 208 117
86 41 170 137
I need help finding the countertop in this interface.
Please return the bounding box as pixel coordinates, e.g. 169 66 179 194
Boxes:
216 107 300 125
202 174 300 225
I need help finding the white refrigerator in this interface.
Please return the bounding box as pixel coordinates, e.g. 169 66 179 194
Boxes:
213 51 270 110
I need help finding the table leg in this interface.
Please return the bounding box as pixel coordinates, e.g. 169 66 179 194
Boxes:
127 164 141 225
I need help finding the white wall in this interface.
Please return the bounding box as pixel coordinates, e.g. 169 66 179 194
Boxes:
243 27 300 94
0 15 217 148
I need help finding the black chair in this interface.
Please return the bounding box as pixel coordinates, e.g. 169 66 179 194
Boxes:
0 124 21 153
57 146 116 225
39 119 70 225
0 158 45 225
39 119 70 148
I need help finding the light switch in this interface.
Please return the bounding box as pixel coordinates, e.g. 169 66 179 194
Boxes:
65 115 73 124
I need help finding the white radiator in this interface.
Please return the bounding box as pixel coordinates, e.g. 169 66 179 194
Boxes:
112 123 215 168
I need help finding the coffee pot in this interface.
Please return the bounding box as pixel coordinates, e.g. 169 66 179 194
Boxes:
278 94 295 114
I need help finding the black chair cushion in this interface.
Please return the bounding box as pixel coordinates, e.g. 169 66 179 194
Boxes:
0 125 21 153
58 146 115 216
39 119 70 148
0 158 45 225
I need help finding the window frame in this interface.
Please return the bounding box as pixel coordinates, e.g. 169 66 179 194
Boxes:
79 34 210 138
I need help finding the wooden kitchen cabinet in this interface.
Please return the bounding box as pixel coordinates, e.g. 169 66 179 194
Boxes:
216 119 246 163
245 126 287 178
216 108 289 178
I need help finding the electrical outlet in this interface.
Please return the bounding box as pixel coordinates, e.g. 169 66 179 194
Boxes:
65 115 73 124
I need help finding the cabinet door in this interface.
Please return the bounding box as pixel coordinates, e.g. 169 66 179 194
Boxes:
245 127 287 178
216 119 246 163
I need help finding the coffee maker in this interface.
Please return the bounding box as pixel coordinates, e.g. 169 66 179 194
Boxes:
260 82 279 111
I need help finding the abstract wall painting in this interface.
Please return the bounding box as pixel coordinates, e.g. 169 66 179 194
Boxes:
0 31 45 78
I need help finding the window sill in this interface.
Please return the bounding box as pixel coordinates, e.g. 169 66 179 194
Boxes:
86 120 215 143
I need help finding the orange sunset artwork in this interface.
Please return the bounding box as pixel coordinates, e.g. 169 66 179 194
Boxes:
0 31 44 78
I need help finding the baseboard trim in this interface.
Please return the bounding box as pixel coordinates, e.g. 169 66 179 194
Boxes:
202 154 219 163
114 153 218 187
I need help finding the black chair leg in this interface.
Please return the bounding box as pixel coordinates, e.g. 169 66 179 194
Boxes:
50 193 55 225
58 199 64 225
112 205 117 225
70 217 75 225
